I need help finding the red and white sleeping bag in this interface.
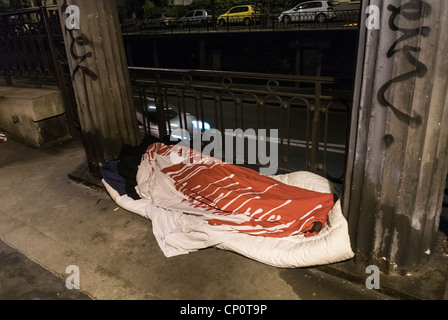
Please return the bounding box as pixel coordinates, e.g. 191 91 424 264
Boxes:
138 142 336 238
103 142 354 268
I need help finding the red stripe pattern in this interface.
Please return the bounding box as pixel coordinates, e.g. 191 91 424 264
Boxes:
144 143 336 238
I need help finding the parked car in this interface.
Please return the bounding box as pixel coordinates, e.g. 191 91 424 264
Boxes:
179 9 213 27
143 13 175 28
278 1 335 23
133 95 210 139
217 5 260 26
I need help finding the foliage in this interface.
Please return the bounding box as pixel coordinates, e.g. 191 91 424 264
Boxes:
125 0 147 18
146 4 183 18
0 2 7 13
259 0 297 13
0 0 28 12
142 0 155 18
189 0 250 15
186 0 296 15
115 0 128 20
114 0 297 19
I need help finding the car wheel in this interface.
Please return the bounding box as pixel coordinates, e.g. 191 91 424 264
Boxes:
218 19 225 27
283 15 291 24
316 13 326 23
243 17 250 26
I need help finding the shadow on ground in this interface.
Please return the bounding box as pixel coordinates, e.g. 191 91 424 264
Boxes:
0 239 91 300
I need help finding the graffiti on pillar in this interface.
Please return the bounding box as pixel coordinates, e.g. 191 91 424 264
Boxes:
61 0 98 81
377 0 431 128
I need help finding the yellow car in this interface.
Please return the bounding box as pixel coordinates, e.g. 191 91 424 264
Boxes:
217 5 261 26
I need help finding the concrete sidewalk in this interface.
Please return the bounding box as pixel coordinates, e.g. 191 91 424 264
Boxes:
0 136 445 301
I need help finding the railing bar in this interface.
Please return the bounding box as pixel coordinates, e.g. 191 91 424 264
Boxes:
234 96 239 129
144 88 152 135
323 101 331 176
12 37 26 75
36 36 49 74
19 34 34 75
128 66 335 83
141 88 149 135
240 97 245 131
286 102 291 163
310 107 320 172
219 96 225 158
214 93 219 135
305 104 311 169
279 98 284 163
28 37 40 74
128 66 345 174
177 88 187 134
163 87 172 137
155 73 168 138
132 80 335 101
193 89 200 132
199 91 205 133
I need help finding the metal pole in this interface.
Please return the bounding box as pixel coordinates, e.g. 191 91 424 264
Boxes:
344 0 448 272
56 0 140 177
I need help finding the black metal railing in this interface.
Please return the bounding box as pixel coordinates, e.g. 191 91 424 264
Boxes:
0 6 78 132
121 10 359 35
0 6 65 85
129 67 351 181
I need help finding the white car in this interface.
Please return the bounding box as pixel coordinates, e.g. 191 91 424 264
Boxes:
143 13 175 28
133 95 210 140
278 1 336 24
179 9 212 27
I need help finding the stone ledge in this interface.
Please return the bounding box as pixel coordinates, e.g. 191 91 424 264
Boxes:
0 86 71 147
0 86 66 121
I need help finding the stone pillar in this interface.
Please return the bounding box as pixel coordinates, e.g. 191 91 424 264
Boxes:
56 0 140 177
343 0 448 272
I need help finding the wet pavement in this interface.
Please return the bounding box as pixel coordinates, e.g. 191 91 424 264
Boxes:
0 135 447 302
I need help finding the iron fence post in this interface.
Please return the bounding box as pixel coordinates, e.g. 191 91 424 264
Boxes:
155 71 167 139
40 5 78 136
310 80 322 173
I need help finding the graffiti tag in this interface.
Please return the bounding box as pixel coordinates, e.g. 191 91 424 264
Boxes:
62 0 98 81
377 0 431 127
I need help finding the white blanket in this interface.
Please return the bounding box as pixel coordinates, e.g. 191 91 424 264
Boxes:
102 143 354 268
